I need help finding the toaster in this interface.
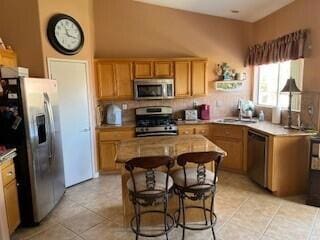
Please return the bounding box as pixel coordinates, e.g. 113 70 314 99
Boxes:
185 109 198 121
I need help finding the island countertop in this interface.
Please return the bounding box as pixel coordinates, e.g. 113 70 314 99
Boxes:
116 134 226 163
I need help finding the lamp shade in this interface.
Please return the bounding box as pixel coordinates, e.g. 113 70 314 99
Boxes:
280 77 301 93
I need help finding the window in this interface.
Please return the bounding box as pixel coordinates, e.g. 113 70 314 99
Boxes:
255 59 304 111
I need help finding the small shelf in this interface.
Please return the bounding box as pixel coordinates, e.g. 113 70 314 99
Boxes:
214 80 244 91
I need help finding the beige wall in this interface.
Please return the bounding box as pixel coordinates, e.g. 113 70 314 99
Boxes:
0 0 44 77
253 0 320 92
94 0 253 119
37 0 95 78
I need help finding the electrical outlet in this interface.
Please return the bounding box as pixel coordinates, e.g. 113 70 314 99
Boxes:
216 100 222 108
121 103 128 110
308 105 314 116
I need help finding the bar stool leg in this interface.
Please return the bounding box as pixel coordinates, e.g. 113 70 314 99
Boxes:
181 196 186 240
176 194 181 228
203 198 208 225
133 201 140 240
164 195 169 240
209 195 215 240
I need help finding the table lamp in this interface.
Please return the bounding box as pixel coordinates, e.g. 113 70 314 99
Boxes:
280 77 301 129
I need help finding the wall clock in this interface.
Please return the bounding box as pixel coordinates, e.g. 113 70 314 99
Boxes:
47 14 84 55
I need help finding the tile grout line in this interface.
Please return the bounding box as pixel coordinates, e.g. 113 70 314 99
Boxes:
215 191 252 233
257 199 284 240
307 207 319 240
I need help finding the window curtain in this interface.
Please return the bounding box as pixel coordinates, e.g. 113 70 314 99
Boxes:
245 29 308 66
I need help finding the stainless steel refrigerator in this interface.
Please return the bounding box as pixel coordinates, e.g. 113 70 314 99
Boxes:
0 67 65 226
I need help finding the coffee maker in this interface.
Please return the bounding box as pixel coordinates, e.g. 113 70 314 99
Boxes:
199 104 210 120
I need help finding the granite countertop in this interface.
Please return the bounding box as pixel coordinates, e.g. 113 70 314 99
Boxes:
96 118 317 137
177 118 317 137
116 135 226 163
0 148 17 164
97 121 136 129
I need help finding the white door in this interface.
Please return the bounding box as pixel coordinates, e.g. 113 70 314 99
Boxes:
48 59 93 187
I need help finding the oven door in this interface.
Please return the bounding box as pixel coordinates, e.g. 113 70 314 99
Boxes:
134 79 174 100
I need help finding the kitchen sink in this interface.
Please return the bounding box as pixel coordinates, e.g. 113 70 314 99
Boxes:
216 118 258 124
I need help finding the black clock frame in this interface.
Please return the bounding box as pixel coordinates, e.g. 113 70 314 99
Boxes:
47 14 84 55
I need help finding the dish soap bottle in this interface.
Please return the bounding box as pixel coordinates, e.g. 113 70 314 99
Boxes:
259 110 265 121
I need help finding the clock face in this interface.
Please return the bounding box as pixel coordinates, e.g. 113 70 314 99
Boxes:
47 14 84 55
55 19 81 51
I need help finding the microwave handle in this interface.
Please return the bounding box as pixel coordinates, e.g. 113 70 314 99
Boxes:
162 83 167 97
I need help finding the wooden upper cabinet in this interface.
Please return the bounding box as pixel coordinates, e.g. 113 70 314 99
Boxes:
95 60 133 100
96 61 116 99
0 49 17 67
114 62 133 99
134 61 153 78
154 61 173 78
175 61 191 98
191 60 207 96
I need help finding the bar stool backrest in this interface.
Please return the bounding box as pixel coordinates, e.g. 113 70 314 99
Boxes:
176 151 223 190
125 156 174 197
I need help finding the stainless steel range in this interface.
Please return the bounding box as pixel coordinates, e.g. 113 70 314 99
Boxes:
135 106 177 137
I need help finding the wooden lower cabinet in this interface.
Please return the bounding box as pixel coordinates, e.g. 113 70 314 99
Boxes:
213 137 244 173
4 179 20 234
98 128 135 172
1 159 20 235
212 124 245 173
99 141 119 171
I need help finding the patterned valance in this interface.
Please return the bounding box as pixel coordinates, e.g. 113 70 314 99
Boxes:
245 29 308 66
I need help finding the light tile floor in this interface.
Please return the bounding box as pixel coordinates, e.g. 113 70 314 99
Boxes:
12 171 320 240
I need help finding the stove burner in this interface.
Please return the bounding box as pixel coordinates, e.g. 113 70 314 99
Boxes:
135 106 178 137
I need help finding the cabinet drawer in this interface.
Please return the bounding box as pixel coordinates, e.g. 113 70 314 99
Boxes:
99 130 135 141
212 124 243 139
195 125 210 136
1 163 16 186
178 126 195 135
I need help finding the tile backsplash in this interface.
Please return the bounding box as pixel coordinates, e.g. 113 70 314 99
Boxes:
98 81 251 123
98 84 320 131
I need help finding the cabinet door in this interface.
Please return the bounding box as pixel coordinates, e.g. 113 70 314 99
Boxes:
134 61 153 78
114 62 133 99
99 141 118 171
95 62 116 99
4 180 20 234
214 138 243 173
175 61 191 98
154 61 173 78
191 61 207 96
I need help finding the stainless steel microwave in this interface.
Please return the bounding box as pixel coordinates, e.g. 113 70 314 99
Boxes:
134 79 174 100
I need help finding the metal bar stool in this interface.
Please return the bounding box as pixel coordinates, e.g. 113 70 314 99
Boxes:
172 151 223 240
125 156 175 240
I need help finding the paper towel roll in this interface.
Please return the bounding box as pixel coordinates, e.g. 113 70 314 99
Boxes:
272 106 281 124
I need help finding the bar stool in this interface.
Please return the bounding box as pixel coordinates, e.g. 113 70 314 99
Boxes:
172 151 223 240
125 156 175 240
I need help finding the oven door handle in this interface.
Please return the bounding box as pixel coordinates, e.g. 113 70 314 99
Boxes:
136 132 178 137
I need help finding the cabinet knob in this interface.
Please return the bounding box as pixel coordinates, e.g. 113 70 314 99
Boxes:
7 171 13 176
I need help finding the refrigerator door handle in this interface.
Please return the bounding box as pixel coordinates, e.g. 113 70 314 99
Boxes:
44 93 56 164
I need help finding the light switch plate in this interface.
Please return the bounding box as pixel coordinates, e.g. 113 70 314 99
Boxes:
122 103 128 110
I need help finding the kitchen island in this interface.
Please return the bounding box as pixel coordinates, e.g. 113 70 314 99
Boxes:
116 135 226 226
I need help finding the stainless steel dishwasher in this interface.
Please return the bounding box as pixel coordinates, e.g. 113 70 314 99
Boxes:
247 130 268 187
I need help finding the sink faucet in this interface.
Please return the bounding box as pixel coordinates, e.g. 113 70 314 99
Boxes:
237 100 242 120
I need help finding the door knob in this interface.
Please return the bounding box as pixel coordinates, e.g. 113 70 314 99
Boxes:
80 128 90 132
